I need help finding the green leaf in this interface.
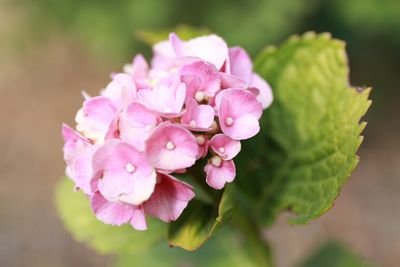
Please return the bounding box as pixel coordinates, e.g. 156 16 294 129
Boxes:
136 24 210 46
167 184 234 251
236 32 371 225
55 178 166 254
114 227 257 267
299 242 374 267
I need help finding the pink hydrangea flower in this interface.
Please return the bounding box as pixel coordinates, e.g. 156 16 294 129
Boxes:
62 32 272 230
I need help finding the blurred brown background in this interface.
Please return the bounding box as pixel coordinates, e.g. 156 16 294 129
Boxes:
1 0 399 266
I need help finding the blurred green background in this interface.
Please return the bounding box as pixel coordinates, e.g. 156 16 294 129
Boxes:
0 0 399 266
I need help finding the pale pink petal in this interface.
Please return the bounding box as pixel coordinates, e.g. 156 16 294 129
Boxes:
90 192 134 226
145 123 199 171
228 47 253 84
62 124 94 195
170 33 229 69
119 102 161 151
220 73 247 89
250 73 273 109
130 206 147 230
205 158 236 190
102 73 137 106
144 174 195 222
216 88 263 140
209 134 241 160
75 96 117 142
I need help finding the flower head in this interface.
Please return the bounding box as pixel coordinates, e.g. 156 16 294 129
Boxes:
62 32 272 230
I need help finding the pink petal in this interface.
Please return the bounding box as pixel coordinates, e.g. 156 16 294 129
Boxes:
195 134 209 160
119 102 161 151
145 123 199 171
75 96 117 142
130 206 148 230
92 140 156 205
228 47 253 84
180 61 221 99
90 192 134 226
62 124 94 195
209 134 241 160
250 73 273 109
181 98 215 131
205 158 236 190
144 174 195 222
220 73 247 89
102 73 137 106
170 33 229 69
216 88 263 140
131 54 149 80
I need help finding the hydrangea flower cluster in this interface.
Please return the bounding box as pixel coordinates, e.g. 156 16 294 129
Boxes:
62 33 272 230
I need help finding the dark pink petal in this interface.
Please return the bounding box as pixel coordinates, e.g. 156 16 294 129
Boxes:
204 157 236 190
145 123 199 171
90 192 134 226
119 102 161 151
144 174 195 222
209 134 241 160
216 89 263 140
228 47 253 84
92 140 156 205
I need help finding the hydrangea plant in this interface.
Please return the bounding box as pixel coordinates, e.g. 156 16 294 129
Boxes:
57 30 371 266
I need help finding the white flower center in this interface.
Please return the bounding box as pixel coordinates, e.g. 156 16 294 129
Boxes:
189 120 197 128
211 155 222 167
194 91 205 102
166 141 175 150
164 107 172 113
225 117 234 126
144 125 152 131
196 135 206 146
125 163 136 173
219 147 225 153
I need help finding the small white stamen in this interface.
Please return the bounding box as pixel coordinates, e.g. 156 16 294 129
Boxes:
189 120 197 128
164 107 172 113
211 155 222 167
219 147 225 153
195 91 205 102
196 135 206 145
126 163 136 173
225 117 234 126
166 141 175 150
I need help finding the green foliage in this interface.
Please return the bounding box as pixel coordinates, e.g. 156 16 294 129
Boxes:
299 242 374 267
55 178 166 254
168 185 233 251
136 25 210 46
236 32 371 225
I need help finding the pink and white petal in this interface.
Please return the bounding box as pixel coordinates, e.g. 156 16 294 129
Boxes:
102 73 137 106
209 134 241 160
250 73 273 109
144 174 195 222
191 104 215 129
130 206 147 230
205 160 236 190
131 54 149 80
118 170 157 206
220 73 247 89
90 192 134 226
170 33 229 69
220 112 261 140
